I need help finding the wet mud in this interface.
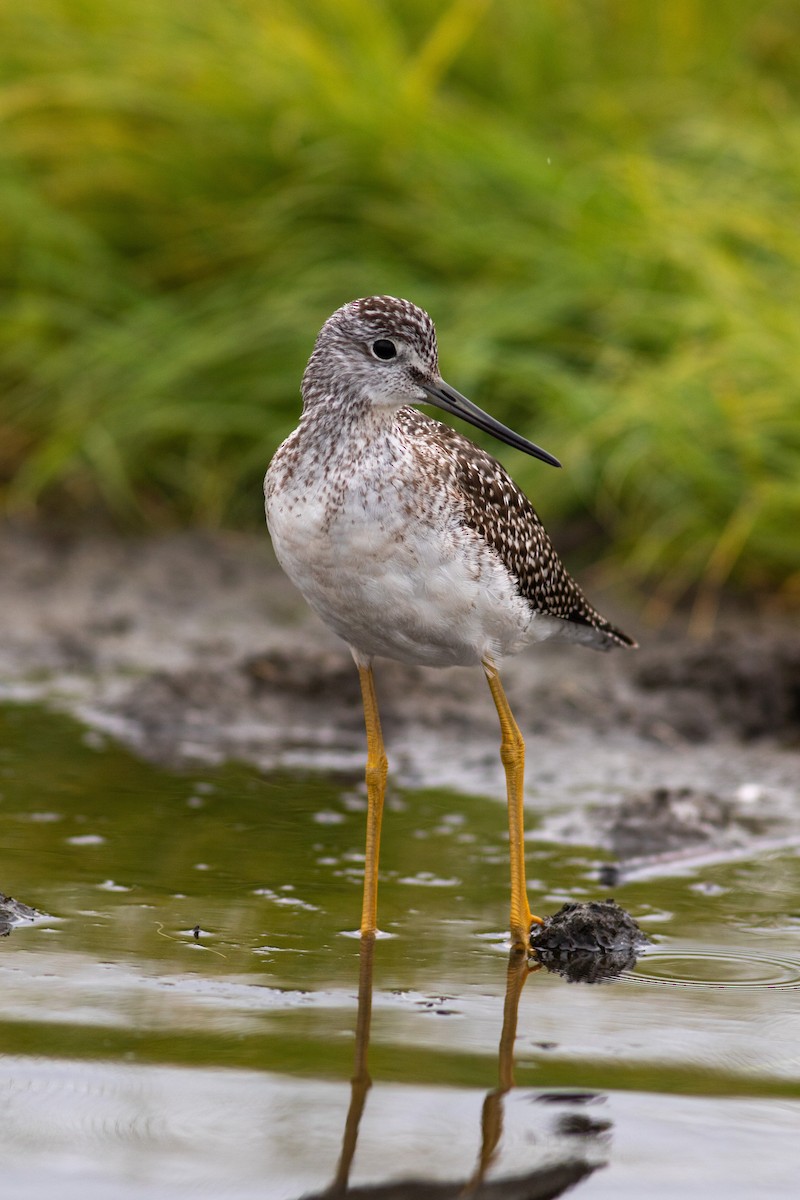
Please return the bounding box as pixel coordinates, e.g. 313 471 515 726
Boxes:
2 524 799 868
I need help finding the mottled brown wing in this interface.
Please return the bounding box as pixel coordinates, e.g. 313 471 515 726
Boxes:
398 409 635 651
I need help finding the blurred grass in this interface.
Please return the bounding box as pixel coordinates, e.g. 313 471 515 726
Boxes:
1 0 799 613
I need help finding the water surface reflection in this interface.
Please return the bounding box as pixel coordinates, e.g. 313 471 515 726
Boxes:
319 938 605 1198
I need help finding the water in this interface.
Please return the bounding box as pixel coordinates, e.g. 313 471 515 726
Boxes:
1 703 799 1198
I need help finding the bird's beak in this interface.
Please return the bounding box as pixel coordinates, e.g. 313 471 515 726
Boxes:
420 379 561 468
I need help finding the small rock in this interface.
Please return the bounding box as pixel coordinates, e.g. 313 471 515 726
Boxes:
530 899 648 984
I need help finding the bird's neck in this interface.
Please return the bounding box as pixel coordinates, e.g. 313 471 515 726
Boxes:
298 392 403 458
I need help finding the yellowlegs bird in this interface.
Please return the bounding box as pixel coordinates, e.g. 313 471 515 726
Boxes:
265 296 635 950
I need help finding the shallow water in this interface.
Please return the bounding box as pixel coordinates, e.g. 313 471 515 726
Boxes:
1 703 799 1199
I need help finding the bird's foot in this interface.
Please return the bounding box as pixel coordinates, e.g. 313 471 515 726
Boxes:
509 915 544 952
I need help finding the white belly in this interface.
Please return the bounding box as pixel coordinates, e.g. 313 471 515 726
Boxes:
266 474 540 668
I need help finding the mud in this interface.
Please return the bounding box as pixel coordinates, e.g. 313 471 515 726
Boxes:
2 523 799 863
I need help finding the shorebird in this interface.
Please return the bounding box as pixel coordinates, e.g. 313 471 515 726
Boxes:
265 296 635 950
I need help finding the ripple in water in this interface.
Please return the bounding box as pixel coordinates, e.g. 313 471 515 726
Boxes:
623 947 800 990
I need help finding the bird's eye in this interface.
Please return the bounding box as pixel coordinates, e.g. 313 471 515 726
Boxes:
372 339 397 361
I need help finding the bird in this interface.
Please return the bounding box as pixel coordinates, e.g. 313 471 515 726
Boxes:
265 296 636 951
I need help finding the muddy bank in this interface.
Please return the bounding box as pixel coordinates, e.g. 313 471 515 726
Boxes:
2 524 799 860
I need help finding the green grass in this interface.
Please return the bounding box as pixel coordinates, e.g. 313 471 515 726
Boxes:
1 0 799 613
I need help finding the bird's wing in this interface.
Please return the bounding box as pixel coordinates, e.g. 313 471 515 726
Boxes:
398 408 635 651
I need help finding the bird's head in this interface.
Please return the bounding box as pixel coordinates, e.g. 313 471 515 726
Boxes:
303 295 438 409
303 295 561 467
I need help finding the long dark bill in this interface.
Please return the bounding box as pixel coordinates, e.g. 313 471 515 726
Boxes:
420 380 561 468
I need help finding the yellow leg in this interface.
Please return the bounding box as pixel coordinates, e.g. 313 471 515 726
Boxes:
357 664 388 937
483 660 542 949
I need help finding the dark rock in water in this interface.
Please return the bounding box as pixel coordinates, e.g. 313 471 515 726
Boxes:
532 899 647 954
596 862 620 887
0 892 40 937
530 899 648 984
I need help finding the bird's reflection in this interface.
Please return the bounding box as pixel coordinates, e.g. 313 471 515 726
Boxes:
316 941 606 1200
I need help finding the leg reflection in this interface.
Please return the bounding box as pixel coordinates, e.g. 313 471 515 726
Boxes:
320 942 602 1200
329 933 375 1196
467 949 538 1190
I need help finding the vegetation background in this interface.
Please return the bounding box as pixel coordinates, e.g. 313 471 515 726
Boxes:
1 0 799 623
